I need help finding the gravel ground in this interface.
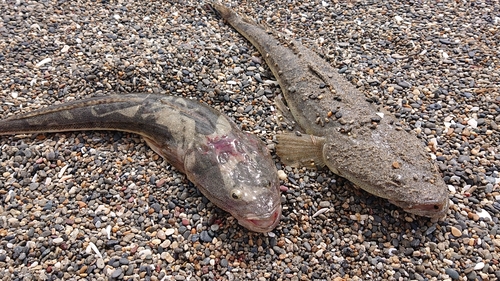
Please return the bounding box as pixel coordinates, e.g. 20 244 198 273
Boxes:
0 0 499 280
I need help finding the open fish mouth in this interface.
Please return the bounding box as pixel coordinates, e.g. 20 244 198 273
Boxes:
238 205 282 233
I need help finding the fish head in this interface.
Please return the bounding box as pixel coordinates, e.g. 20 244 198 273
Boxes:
322 131 449 218
184 133 282 232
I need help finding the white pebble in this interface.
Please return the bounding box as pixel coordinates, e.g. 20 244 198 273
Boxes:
476 209 492 221
312 208 329 218
61 45 70 53
30 23 41 30
52 237 64 244
57 164 69 178
138 249 152 258
394 15 403 24
467 119 477 128
388 248 397 256
53 262 61 270
277 170 287 181
106 225 112 239
474 262 485 270
448 185 456 194
35 57 52 67
86 242 102 258
96 258 105 269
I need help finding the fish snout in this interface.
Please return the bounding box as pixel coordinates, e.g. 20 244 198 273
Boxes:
237 205 282 233
391 198 449 218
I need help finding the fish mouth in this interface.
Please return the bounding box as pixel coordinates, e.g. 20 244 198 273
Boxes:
237 205 282 233
390 199 449 218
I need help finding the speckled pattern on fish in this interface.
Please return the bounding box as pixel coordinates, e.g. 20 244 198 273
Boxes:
211 2 449 218
0 93 282 233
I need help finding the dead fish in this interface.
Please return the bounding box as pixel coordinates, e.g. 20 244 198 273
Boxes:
210 3 449 218
0 93 282 232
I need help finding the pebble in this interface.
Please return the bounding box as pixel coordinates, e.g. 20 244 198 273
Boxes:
0 1 499 280
451 226 462 237
96 258 105 269
200 231 212 243
111 268 122 278
445 268 460 280
165 228 175 236
474 262 485 271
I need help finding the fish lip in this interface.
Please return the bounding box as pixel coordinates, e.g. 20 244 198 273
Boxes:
237 204 282 233
390 199 449 218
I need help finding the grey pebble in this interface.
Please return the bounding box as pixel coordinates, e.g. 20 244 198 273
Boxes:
200 231 212 242
111 268 123 278
445 268 460 280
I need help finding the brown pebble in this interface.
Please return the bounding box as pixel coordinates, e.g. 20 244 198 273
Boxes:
451 226 462 237
77 201 87 208
79 265 88 274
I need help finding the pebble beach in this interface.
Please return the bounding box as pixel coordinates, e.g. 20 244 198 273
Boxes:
0 0 499 280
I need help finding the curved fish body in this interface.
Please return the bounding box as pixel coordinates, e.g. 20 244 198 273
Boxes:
0 93 281 232
211 3 449 218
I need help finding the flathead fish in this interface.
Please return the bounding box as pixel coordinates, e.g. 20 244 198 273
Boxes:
211 3 449 218
0 93 282 232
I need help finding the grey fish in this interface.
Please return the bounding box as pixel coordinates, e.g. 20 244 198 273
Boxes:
211 3 448 218
0 93 281 232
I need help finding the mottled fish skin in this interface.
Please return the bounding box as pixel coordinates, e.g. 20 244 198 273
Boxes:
0 93 281 232
211 3 449 218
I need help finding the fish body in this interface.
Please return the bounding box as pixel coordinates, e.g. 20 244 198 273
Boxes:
211 3 449 218
0 93 281 232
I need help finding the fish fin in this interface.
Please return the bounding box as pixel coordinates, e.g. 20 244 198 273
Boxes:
275 95 306 133
276 133 326 168
143 136 186 173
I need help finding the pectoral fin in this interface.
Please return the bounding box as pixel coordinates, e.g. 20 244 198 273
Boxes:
275 95 305 133
276 133 326 168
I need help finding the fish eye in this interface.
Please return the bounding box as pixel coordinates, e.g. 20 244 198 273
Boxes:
231 189 242 200
263 180 271 188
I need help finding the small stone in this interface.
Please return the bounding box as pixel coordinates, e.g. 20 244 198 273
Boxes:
318 201 330 208
52 237 64 244
96 258 105 269
445 268 460 280
200 231 212 243
111 268 122 278
451 226 462 237
157 230 166 240
474 262 484 271
278 170 287 181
